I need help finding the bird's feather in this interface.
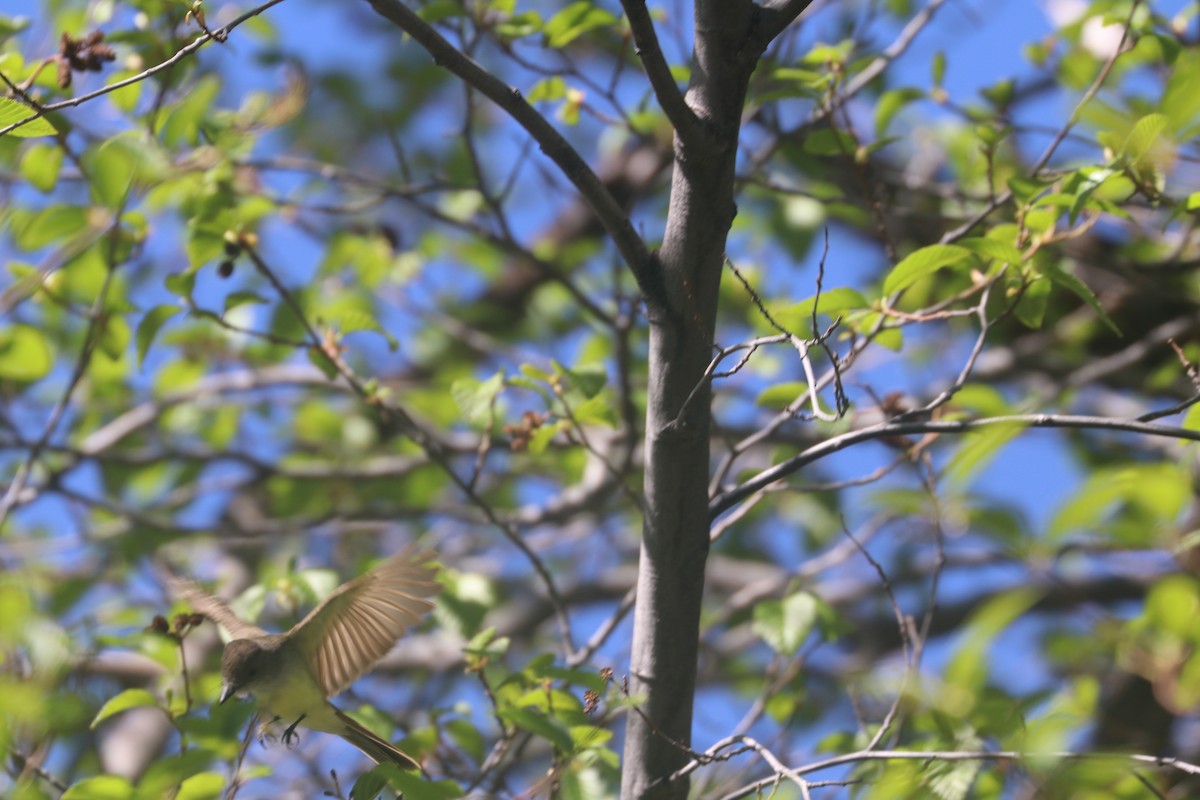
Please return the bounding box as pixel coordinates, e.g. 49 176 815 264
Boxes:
164 570 269 640
288 549 441 696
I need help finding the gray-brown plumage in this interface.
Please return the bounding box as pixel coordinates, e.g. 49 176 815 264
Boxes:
168 549 441 769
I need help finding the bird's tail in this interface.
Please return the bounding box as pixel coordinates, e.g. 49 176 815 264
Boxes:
333 707 420 770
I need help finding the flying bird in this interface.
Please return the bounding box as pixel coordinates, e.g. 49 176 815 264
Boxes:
168 549 441 769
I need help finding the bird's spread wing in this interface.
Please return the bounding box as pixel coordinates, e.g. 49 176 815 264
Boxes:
288 549 441 697
165 570 270 640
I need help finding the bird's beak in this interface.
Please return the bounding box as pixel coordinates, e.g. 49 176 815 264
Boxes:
219 683 238 705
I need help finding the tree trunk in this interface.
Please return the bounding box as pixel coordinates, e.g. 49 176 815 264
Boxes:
622 3 763 796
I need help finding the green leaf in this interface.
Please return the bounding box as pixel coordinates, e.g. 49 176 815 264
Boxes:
1038 262 1120 335
945 421 1026 488
931 50 946 87
164 271 196 300
364 768 463 800
945 588 1042 689
752 591 818 655
19 142 64 192
0 324 53 382
1183 402 1200 432
451 372 504 427
85 138 135 209
223 291 268 314
135 752 224 800
416 0 463 23
307 346 339 379
499 707 576 754
558 362 606 398
527 76 567 103
496 10 543 39
1049 463 1190 541
543 2 616 48
349 763 397 800
1162 50 1200 131
882 245 973 295
755 381 807 410
135 305 181 367
445 718 486 763
772 287 868 337
874 88 924 137
0 96 57 137
956 237 1023 265
801 127 857 156
98 315 131 361
11 205 88 250
175 773 223 800
527 421 559 454
62 776 134 800
322 307 398 351
1122 112 1170 163
91 688 159 729
1013 276 1050 329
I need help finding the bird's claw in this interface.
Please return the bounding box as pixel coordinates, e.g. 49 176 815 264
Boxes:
282 714 306 748
256 716 281 747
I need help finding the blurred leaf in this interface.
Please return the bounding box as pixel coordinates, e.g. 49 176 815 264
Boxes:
452 371 504 427
500 707 575 754
0 325 53 382
0 97 57 137
558 362 607 399
544 2 616 48
19 142 63 191
135 305 181 367
874 88 924 137
945 421 1026 488
753 591 818 655
223 291 268 314
771 287 868 337
91 689 160 729
1037 262 1120 336
174 773 223 800
946 588 1041 690
883 245 973 295
62 776 134 800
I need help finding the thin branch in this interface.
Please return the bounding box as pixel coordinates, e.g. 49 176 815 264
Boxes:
240 242 579 654
710 408 1200 519
940 0 1140 243
0 0 289 138
717 749 1200 800
0 223 118 533
618 0 700 142
756 0 820 46
363 0 663 308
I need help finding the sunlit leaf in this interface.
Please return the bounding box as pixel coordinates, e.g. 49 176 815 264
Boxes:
753 591 818 654
0 324 53 382
0 96 57 137
882 245 973 295
91 689 160 730
543 2 616 48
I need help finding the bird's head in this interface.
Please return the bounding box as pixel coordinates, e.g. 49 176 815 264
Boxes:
219 638 267 704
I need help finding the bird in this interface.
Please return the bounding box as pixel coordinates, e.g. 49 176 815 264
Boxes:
167 548 441 769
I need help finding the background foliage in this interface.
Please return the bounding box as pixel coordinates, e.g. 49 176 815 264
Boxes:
4 0 1200 798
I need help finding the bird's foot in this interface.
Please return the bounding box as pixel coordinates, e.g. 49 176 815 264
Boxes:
256 717 281 747
282 714 306 748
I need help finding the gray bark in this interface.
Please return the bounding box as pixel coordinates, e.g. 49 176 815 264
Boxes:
622 2 766 796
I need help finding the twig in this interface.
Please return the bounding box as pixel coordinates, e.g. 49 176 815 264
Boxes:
618 0 700 143
363 0 663 308
717 748 1200 800
0 0 289 138
711 409 1200 519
